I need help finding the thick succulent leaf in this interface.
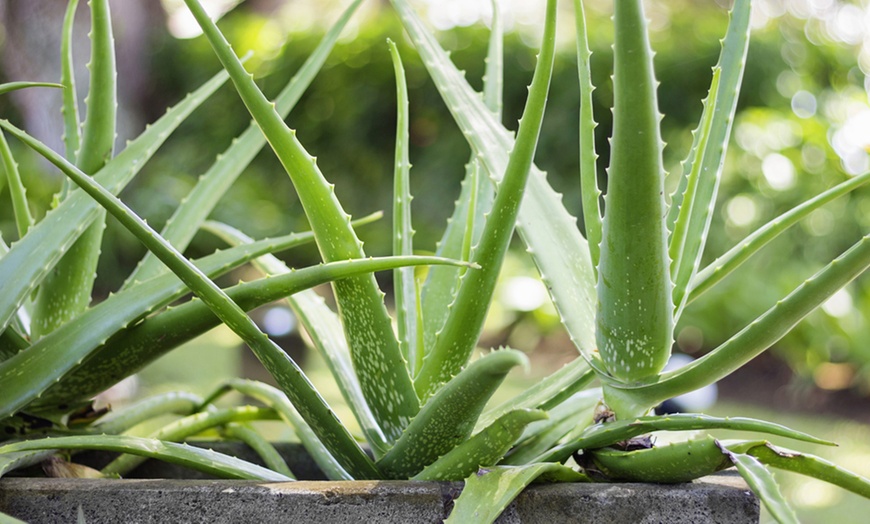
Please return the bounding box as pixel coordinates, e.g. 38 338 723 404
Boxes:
183 0 418 443
390 0 601 376
573 0 601 272
413 409 547 481
606 232 870 412
726 450 799 524
667 0 751 315
729 441 870 499
445 463 588 524
222 423 295 479
690 170 870 302
125 0 364 286
1 134 379 480
102 406 278 476
377 350 528 479
413 0 557 400
0 436 291 481
596 0 673 386
220 379 350 480
388 40 420 376
32 0 117 338
588 435 731 483
542 413 833 464
0 66 230 333
203 220 391 458
1 130 33 237
0 450 56 478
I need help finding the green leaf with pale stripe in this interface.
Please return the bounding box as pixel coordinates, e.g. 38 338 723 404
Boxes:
183 0 418 443
92 391 204 435
0 436 291 481
61 0 81 166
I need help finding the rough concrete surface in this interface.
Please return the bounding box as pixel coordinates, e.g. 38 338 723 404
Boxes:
0 473 758 523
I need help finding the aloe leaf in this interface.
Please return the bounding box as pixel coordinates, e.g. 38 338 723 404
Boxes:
125 0 364 286
589 435 732 483
0 130 32 237
92 391 205 435
0 66 230 334
690 170 870 302
377 349 528 479
607 233 870 412
183 0 418 443
724 448 799 524
0 450 56 478
61 0 81 166
477 358 594 431
733 441 870 498
202 219 391 458
16 228 325 410
446 463 587 524
667 0 751 315
0 435 291 481
573 0 601 272
102 406 278 476
32 0 117 339
412 409 548 481
596 0 673 387
0 510 28 524
388 39 419 375
390 0 602 376
420 0 501 365
542 413 833 465
1 132 380 480
222 423 295 479
0 82 64 96
222 379 350 480
414 0 557 400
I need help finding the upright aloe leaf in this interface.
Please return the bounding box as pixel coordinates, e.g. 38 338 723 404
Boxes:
61 0 81 167
389 40 420 375
413 0 557 399
182 0 418 443
390 0 601 375
574 0 601 272
0 130 33 237
0 67 231 333
667 0 751 315
419 0 501 363
32 0 116 339
606 232 870 412
125 0 364 286
596 0 673 389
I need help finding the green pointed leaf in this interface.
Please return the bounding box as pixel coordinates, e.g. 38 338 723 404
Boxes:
724 448 798 524
589 435 731 483
413 409 548 481
183 0 418 443
378 350 528 479
0 130 33 237
61 0 81 165
0 436 291 481
0 82 63 96
445 463 587 524
222 423 295 479
414 0 558 399
125 0 364 286
0 65 231 333
92 391 204 435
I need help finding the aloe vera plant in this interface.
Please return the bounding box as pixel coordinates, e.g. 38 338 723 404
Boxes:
2 0 870 523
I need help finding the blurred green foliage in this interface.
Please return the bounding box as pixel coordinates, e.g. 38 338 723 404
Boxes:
2 1 869 396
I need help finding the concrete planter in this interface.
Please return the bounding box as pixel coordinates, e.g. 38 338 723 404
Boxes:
0 443 759 523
